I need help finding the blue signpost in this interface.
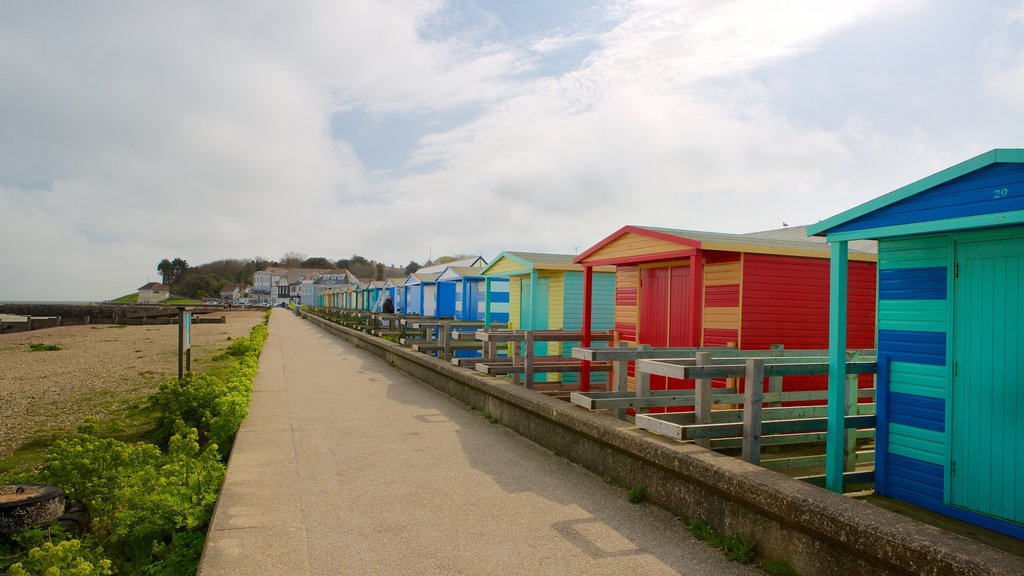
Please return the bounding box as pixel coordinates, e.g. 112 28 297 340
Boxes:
178 308 192 379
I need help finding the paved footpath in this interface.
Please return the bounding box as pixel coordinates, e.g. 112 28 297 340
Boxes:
198 309 762 575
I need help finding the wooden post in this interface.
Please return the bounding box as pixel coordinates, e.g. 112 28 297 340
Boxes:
439 321 450 360
845 350 860 473
694 351 712 448
612 342 630 420
826 240 849 493
524 331 535 389
581 266 593 392
636 364 650 415
742 358 765 465
768 344 784 407
484 277 492 329
511 332 521 387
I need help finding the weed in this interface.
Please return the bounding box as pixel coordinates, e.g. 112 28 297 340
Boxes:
480 411 498 424
687 517 759 565
28 343 61 352
724 533 756 563
602 474 613 484
760 558 798 576
107 324 129 329
627 485 646 503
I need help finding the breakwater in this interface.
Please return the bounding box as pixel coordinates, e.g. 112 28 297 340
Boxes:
0 303 228 328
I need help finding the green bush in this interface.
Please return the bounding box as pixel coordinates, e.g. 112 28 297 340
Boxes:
7 539 113 576
4 317 269 575
36 427 224 573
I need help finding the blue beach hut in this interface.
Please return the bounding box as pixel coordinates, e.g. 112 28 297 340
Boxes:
383 277 407 313
436 266 510 323
403 271 440 317
809 149 1024 538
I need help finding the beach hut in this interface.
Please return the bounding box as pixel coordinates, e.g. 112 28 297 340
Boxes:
480 252 617 383
382 277 408 313
436 266 510 323
808 149 1024 538
574 226 878 391
405 257 488 319
403 271 441 317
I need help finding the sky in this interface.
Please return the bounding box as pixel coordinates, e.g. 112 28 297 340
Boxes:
1 0 1022 301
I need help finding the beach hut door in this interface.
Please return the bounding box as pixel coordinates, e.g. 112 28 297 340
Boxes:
951 236 1024 524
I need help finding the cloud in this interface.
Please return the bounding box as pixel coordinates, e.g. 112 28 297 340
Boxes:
981 1 1024 113
1 0 1019 300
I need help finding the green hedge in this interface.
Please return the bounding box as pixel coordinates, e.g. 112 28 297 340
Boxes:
3 316 269 575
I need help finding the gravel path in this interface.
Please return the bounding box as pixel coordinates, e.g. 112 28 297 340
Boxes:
0 311 266 459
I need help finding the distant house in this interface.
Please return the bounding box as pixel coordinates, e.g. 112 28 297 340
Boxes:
252 267 333 305
220 284 245 302
137 282 169 304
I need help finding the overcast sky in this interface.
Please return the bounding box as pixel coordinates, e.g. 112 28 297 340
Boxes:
2 0 1022 301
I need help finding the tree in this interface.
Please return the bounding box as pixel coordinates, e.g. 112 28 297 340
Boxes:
280 252 306 268
375 263 385 281
157 259 173 284
404 261 421 275
156 258 189 286
171 258 189 284
433 254 474 265
301 256 335 269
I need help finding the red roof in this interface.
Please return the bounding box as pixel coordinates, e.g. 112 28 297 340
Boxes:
138 282 166 291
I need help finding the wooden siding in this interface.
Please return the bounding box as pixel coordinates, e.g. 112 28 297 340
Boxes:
889 361 945 398
615 266 639 342
740 254 876 350
703 306 740 329
589 232 690 262
831 162 1024 234
703 328 738 347
875 234 951 520
508 278 522 329
704 285 739 307
487 278 510 324
703 254 742 285
544 271 565 330
486 256 528 276
888 422 945 467
702 255 741 343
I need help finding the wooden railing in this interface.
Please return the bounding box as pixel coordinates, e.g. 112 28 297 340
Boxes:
570 345 877 488
470 330 616 391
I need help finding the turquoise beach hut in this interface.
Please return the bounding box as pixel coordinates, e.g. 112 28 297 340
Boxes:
809 149 1024 538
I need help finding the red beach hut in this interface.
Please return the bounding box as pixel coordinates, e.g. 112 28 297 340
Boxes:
573 225 878 395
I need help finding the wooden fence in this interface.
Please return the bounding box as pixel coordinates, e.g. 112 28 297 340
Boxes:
571 345 877 489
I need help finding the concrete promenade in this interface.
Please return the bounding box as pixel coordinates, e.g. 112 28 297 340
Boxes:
198 309 760 575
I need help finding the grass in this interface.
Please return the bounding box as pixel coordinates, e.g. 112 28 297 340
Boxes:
688 518 755 563
0 325 256 483
28 343 61 351
686 517 796 574
107 293 139 303
627 485 646 503
0 398 157 479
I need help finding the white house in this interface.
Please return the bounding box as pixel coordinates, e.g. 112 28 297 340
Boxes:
137 282 169 304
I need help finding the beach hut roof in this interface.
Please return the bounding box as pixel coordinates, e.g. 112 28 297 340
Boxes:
405 271 442 285
808 148 1024 240
437 266 485 281
482 251 616 276
416 256 486 274
575 225 876 266
383 277 407 288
